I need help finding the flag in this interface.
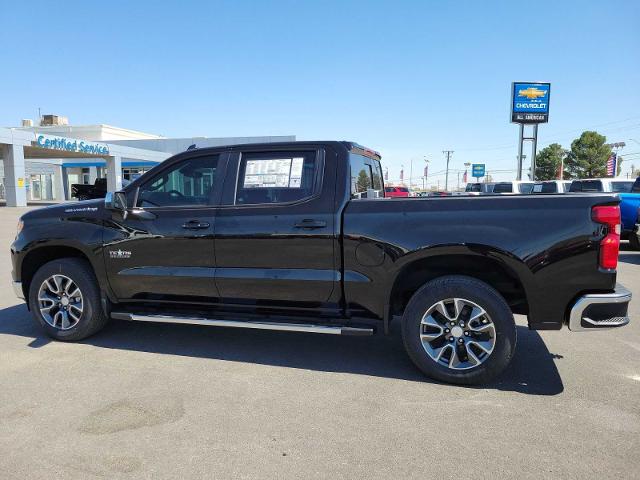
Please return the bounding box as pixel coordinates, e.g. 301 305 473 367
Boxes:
463 170 468 183
606 153 617 176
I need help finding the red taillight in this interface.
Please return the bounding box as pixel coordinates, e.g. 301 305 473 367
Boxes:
592 205 621 270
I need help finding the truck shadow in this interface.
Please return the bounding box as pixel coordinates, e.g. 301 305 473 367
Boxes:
0 304 563 396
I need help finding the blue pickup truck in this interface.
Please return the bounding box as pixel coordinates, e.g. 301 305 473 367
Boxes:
570 177 640 249
620 177 640 249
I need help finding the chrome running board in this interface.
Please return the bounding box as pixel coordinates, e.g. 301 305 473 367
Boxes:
112 312 374 336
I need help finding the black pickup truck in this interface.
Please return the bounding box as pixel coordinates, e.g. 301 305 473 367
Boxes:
10 141 632 384
71 178 107 201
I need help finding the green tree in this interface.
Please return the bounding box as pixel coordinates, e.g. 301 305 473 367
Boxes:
356 169 371 192
565 131 612 178
535 143 567 180
616 155 623 176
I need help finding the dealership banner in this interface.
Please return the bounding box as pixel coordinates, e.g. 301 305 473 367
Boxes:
511 82 550 124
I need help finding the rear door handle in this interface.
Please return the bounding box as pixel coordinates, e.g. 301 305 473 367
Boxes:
294 219 327 229
182 220 210 230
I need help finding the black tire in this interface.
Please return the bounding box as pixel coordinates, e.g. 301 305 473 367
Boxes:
401 275 516 385
629 233 640 251
28 258 109 341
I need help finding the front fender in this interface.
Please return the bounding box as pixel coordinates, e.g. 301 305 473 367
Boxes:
12 217 112 301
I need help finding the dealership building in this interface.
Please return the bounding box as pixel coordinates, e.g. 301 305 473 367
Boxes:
0 115 294 206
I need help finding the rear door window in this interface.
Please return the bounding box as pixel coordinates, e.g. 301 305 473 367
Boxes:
235 151 319 205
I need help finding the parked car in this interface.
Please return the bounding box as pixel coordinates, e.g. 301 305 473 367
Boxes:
632 206 640 250
618 177 640 248
384 186 410 197
71 178 107 201
531 180 572 193
71 178 131 201
11 141 631 385
570 177 640 247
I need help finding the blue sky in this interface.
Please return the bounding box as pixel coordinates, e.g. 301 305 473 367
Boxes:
1 0 639 184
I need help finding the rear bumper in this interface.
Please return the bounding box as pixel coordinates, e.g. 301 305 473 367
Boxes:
568 284 632 332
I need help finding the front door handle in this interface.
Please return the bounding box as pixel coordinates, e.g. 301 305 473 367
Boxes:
182 220 210 230
294 219 327 229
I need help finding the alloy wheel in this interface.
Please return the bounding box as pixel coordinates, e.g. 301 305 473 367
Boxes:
419 298 496 370
37 274 84 330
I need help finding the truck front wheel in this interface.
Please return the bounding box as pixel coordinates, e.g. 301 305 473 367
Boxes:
28 258 109 341
401 275 517 385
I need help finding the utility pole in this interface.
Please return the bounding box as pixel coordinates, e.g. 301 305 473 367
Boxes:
423 157 429 191
409 159 414 191
442 150 453 191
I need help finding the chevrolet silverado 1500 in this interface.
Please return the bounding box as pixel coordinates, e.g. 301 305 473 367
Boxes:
11 141 632 384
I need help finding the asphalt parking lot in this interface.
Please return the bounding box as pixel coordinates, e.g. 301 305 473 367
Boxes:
0 206 638 479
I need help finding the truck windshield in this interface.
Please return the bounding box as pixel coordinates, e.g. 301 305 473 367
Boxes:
572 180 603 192
611 181 634 193
519 183 534 193
492 183 513 193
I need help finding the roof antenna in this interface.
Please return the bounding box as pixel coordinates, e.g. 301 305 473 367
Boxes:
187 144 197 150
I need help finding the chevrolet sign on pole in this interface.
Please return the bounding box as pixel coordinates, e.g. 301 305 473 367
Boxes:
511 82 550 123
511 81 550 182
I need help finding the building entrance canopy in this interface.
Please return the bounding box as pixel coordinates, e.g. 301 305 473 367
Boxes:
0 127 171 206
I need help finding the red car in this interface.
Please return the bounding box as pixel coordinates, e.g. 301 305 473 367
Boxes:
384 186 410 197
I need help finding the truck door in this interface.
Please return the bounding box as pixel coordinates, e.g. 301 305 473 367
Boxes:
103 152 226 302
214 146 338 304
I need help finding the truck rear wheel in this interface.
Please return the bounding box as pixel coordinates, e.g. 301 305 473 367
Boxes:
629 234 640 251
28 258 109 341
401 275 516 385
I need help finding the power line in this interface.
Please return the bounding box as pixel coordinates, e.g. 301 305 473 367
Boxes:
455 116 640 153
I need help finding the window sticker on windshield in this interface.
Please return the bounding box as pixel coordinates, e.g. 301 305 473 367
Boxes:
243 158 304 188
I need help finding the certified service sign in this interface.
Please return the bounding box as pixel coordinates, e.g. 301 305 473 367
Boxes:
34 134 110 155
511 82 550 124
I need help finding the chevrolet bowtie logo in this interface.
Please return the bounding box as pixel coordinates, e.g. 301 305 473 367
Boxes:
518 87 547 100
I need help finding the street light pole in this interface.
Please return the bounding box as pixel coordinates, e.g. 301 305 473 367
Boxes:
443 150 453 191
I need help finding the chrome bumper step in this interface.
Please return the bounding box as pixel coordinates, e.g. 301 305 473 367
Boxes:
111 312 374 336
568 284 632 332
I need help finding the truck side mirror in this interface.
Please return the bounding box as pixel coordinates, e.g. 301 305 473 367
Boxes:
105 191 127 212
